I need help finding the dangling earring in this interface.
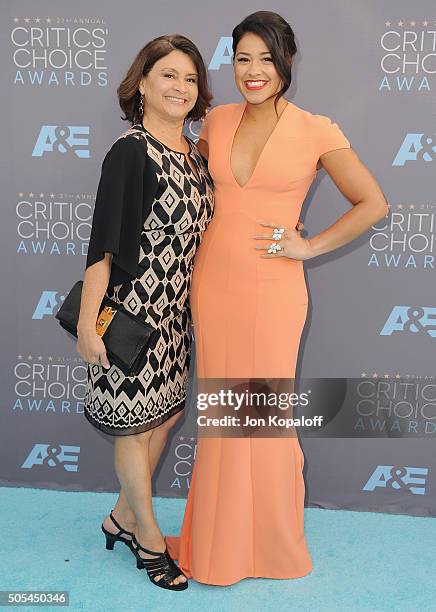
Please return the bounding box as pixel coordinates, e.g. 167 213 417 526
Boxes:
138 94 144 118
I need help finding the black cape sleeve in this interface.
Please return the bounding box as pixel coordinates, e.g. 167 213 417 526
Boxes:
85 135 157 287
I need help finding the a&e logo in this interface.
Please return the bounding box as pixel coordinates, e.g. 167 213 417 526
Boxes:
380 306 436 337
22 443 80 472
32 290 65 319
392 134 436 166
363 465 429 495
209 37 233 70
32 125 90 158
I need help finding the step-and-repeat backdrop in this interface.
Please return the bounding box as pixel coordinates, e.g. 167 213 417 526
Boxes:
1 0 435 516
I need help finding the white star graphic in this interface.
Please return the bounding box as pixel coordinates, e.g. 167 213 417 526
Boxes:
398 20 404 26
29 192 34 198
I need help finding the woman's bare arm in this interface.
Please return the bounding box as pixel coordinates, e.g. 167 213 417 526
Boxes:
76 252 113 367
308 148 390 257
78 252 112 330
255 148 389 261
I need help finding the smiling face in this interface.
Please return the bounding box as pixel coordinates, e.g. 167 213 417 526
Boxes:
233 32 283 104
139 49 199 121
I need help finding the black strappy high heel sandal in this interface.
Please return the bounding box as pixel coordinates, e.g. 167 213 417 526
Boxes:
101 509 134 551
131 534 188 591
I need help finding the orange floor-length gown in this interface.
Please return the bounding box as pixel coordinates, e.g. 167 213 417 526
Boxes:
166 101 351 585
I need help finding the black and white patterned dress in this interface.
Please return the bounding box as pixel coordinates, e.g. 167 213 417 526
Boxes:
84 124 214 435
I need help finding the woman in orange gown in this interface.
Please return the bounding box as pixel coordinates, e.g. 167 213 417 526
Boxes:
167 11 389 585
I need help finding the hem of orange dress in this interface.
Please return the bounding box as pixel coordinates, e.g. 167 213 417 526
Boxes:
181 565 313 586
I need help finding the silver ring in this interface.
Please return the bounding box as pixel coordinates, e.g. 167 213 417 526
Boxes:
272 227 285 241
267 242 282 254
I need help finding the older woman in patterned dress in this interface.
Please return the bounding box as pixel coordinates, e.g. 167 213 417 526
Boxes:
76 35 213 591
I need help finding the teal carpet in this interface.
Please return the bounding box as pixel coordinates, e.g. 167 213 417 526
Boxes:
1 487 434 611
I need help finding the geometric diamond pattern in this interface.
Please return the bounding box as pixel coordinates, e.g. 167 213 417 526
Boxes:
84 124 214 434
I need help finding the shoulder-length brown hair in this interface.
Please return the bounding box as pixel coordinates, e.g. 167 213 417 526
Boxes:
118 34 212 125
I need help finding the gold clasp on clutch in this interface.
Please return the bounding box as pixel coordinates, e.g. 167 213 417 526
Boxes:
96 305 117 337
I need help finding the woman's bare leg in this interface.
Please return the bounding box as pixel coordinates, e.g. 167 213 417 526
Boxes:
104 426 185 584
105 410 183 527
106 410 183 523
148 411 183 474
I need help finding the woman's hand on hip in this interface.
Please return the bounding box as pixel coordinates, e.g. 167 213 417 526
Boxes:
76 328 111 369
253 220 314 261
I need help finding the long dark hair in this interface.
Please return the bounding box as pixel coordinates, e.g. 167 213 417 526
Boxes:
232 12 297 111
118 34 213 124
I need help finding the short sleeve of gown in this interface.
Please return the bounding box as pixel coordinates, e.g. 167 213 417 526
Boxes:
316 115 351 158
86 136 147 286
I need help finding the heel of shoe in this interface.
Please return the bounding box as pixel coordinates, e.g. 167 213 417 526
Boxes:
101 525 117 550
105 532 117 550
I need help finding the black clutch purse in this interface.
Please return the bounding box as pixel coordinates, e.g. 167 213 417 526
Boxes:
55 280 157 376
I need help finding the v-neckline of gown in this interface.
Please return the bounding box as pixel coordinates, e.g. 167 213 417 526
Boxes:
229 100 290 189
